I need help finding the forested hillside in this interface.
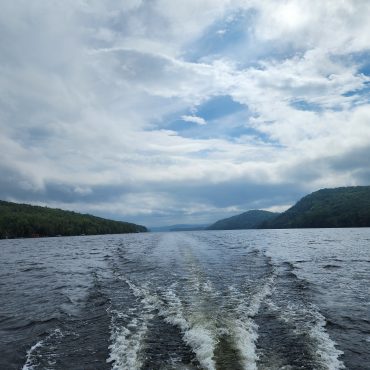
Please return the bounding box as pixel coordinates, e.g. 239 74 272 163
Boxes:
207 210 279 230
261 186 370 228
0 200 147 239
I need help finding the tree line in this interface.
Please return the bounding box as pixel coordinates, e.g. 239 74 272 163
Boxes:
0 201 147 239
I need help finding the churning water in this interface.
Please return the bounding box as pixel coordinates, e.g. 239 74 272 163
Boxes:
0 229 369 370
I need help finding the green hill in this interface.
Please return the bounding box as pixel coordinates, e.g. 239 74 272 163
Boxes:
261 186 370 229
207 210 279 230
0 200 147 239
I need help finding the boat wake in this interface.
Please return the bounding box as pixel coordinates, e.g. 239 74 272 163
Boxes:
108 269 275 370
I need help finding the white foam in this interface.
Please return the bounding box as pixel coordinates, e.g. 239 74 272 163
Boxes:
22 329 62 370
202 280 216 294
165 271 275 370
267 300 345 370
111 274 275 370
160 287 217 370
308 310 345 370
159 288 189 331
112 278 218 369
183 325 216 370
107 279 157 370
247 275 275 316
231 275 275 370
22 340 44 370
232 318 259 370
107 316 150 370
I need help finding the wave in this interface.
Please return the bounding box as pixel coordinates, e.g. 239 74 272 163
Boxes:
309 310 345 370
263 249 346 369
22 341 45 370
110 237 346 370
4 317 59 332
107 279 156 370
266 298 345 369
108 314 151 370
22 329 63 370
110 269 276 370
160 286 217 370
109 276 218 370
323 264 342 269
20 266 47 273
229 274 275 370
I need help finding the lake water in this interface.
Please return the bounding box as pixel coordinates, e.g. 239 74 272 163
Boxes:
0 229 369 370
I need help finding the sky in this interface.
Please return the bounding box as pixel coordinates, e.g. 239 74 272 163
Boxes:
1 0 370 227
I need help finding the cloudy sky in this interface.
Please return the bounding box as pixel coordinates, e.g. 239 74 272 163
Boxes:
1 0 370 227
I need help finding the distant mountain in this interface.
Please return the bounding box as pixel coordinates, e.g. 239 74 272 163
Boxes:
0 200 147 239
150 224 208 232
261 186 370 229
207 210 279 230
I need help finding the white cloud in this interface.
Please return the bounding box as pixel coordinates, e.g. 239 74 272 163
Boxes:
263 204 292 213
1 1 370 225
251 0 370 53
181 115 207 125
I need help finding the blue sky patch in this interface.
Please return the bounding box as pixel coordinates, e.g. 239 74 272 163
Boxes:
355 52 370 76
184 8 306 69
161 95 259 140
290 99 323 112
343 81 370 99
196 95 245 120
183 10 254 62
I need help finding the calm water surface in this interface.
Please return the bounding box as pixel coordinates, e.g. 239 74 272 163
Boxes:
0 229 369 370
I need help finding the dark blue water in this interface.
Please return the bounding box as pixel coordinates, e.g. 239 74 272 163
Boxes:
0 229 369 369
